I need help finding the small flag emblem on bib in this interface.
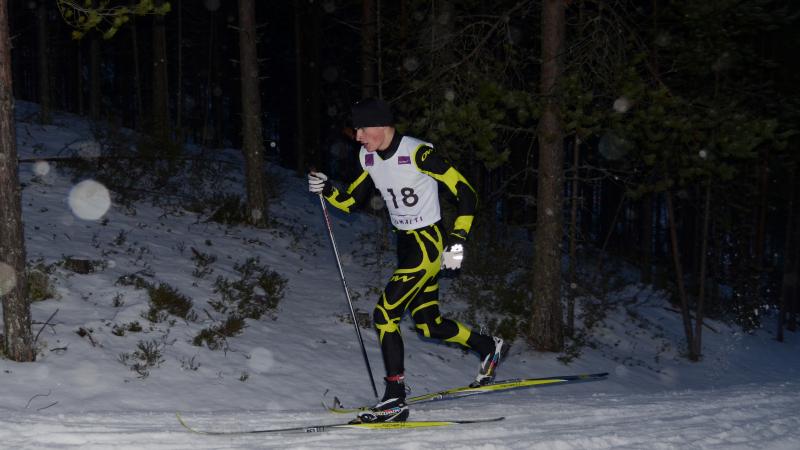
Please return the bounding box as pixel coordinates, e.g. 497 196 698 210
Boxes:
398 156 411 165
365 154 374 166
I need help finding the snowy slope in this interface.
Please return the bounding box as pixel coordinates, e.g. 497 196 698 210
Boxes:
1 104 799 449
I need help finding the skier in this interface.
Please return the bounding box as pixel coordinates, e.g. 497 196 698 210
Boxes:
308 98 507 423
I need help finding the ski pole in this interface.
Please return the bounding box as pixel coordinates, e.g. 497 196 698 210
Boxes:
317 193 379 398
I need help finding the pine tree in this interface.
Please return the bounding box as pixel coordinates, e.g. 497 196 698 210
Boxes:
0 0 34 362
238 0 268 227
530 0 565 351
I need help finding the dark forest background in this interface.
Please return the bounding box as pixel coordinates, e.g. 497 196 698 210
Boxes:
3 0 800 361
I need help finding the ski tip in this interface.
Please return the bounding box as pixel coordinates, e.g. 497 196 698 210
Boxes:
327 405 367 414
323 402 365 414
575 372 609 381
477 416 506 424
574 372 609 378
176 412 198 434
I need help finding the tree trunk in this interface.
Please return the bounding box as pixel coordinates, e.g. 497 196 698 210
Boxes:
754 149 769 270
200 8 215 147
152 0 170 142
789 264 799 332
0 0 34 361
206 10 224 148
580 178 594 244
666 191 698 361
293 0 307 174
76 39 84 116
306 1 321 169
89 36 100 120
292 0 321 172
238 0 268 228
778 167 798 341
653 194 669 289
600 180 623 253
361 0 377 98
130 18 143 131
36 0 51 124
691 182 711 357
434 1 456 74
530 0 565 352
175 0 183 143
399 0 408 48
640 192 654 283
790 175 800 334
566 135 580 336
595 191 625 285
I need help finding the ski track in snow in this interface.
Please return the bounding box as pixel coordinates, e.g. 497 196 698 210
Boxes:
2 103 800 449
2 383 799 449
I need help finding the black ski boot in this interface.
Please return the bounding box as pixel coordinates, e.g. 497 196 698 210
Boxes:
352 375 409 424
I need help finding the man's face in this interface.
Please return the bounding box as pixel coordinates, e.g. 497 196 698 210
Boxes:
355 126 388 152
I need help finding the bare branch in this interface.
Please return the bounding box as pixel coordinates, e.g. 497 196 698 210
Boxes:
34 308 59 346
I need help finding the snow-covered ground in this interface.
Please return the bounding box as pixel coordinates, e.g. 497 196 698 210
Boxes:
2 104 799 449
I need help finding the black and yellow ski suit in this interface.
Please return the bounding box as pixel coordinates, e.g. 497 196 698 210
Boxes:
322 131 494 377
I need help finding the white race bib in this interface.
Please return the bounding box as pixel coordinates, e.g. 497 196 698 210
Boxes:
359 137 441 230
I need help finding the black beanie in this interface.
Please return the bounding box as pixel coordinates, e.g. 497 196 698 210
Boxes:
351 98 394 128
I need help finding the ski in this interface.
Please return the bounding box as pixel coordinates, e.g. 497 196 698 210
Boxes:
325 372 609 414
176 412 504 435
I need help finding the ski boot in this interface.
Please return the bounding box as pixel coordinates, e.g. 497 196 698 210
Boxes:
471 336 507 388
352 374 409 424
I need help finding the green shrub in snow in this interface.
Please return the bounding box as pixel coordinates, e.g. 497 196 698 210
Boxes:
118 339 164 378
145 283 195 322
27 263 57 302
211 257 286 320
192 316 246 351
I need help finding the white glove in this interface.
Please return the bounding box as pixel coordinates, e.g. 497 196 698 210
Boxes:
441 242 465 270
308 171 328 194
